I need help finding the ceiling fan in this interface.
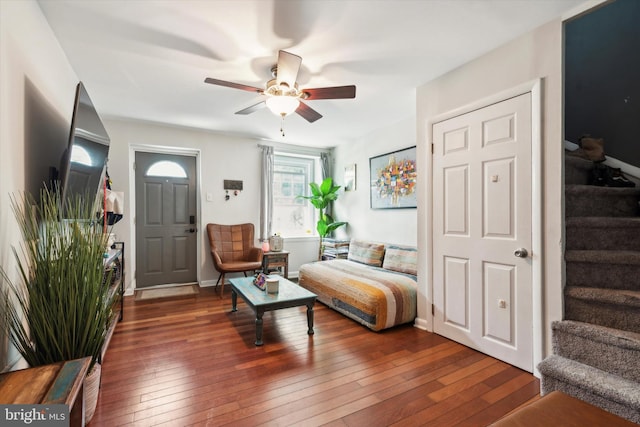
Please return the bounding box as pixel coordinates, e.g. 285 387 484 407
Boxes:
204 50 356 128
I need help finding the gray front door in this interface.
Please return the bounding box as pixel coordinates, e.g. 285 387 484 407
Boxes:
135 152 197 288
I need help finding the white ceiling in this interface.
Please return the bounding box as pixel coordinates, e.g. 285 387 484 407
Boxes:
38 0 584 148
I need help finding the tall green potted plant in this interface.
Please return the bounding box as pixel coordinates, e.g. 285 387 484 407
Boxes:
1 188 115 422
298 177 347 260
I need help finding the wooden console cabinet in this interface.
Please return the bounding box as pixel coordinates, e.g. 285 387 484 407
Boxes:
102 242 124 361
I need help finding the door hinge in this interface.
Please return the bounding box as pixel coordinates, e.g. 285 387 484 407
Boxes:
133 162 136 170
431 303 434 316
431 144 434 154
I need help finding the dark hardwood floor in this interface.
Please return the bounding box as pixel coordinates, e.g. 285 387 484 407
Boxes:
91 286 540 426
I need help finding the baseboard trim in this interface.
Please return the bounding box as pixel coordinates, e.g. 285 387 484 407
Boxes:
200 280 217 288
414 317 430 331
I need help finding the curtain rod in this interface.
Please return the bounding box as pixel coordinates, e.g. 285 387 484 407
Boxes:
257 143 333 156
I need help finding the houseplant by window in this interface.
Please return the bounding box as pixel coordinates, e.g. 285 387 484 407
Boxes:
1 188 115 422
298 177 347 260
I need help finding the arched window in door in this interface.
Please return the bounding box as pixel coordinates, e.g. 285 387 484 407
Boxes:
145 160 187 178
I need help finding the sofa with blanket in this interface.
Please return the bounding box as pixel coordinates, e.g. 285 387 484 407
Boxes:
298 239 417 331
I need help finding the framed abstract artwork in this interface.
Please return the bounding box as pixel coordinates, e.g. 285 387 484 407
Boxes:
369 146 417 209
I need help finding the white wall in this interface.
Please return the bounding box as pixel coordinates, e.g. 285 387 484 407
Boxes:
416 19 565 359
333 117 418 247
0 0 79 371
103 119 322 289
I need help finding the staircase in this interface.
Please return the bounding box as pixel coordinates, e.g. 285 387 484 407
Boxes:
538 154 640 423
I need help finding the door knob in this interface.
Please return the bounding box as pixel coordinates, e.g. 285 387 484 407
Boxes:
185 228 196 233
514 248 529 258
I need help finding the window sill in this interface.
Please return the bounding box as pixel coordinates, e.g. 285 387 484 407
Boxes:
280 236 319 243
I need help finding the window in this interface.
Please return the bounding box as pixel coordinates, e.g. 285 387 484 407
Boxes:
145 160 187 178
272 154 321 238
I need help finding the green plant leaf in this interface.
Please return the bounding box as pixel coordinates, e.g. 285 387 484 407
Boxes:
309 182 322 198
297 176 347 244
326 221 347 234
319 177 332 194
310 199 324 210
0 187 116 370
316 219 328 237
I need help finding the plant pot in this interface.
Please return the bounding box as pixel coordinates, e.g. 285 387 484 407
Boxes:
84 363 101 424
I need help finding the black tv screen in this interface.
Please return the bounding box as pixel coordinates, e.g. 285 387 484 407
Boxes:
59 82 110 213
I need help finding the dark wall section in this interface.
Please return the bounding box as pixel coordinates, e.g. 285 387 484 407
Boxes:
24 78 70 201
565 0 640 167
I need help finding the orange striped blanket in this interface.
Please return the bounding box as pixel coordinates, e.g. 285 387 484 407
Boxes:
298 259 417 331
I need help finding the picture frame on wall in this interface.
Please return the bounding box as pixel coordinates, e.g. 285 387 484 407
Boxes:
344 163 356 191
369 146 417 209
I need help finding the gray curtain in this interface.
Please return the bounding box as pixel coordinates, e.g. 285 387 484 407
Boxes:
320 152 331 182
259 145 274 242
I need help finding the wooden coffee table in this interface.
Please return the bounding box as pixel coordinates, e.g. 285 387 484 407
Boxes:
228 276 317 346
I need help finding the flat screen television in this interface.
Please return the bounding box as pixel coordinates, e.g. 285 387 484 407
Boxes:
59 82 110 215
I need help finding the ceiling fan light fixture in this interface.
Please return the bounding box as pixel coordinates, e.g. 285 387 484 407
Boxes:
266 95 300 117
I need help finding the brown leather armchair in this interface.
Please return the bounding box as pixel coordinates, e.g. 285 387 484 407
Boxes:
206 223 263 297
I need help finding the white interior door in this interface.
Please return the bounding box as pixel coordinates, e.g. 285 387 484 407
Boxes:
432 93 533 371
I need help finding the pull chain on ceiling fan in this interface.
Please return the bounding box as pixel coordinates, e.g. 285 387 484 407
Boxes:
204 50 356 135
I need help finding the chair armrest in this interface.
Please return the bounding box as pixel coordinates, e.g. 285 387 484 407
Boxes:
248 247 264 262
211 250 223 266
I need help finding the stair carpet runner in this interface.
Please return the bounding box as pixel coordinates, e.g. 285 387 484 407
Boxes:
537 154 640 423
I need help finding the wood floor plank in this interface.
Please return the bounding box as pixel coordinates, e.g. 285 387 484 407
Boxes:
89 286 540 426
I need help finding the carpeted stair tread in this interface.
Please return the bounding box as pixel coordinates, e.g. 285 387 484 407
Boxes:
565 185 640 217
565 154 593 185
565 287 640 307
538 355 640 423
565 254 640 290
559 166 640 423
565 249 640 287
565 185 640 197
566 216 640 228
565 249 640 266
554 320 640 350
552 321 640 382
565 287 640 333
566 217 640 251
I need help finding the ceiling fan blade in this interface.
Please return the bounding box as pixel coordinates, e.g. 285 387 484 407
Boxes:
295 101 322 123
204 77 263 93
235 101 266 115
276 50 302 89
302 85 356 100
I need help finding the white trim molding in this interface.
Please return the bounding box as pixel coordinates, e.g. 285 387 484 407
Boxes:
424 79 544 375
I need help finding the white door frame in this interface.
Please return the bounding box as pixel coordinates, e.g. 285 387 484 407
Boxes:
424 79 543 374
128 144 202 291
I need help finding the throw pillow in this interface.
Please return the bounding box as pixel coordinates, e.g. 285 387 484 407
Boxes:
382 246 417 276
348 239 385 267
